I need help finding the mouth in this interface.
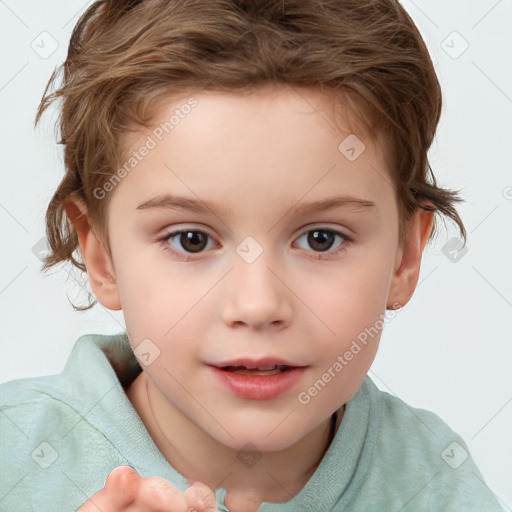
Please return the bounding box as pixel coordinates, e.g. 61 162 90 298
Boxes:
218 364 294 376
207 359 307 400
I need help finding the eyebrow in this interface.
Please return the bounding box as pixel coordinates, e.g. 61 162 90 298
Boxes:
137 194 233 217
136 193 376 217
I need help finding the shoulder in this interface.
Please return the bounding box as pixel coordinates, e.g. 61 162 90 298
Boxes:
0 333 139 510
1 332 139 398
0 332 139 437
0 333 133 407
357 377 503 511
369 379 458 450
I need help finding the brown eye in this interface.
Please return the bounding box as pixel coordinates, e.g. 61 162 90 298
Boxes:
307 230 336 251
295 228 348 256
179 231 208 252
165 230 212 254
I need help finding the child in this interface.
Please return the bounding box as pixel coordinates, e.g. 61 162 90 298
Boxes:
0 0 504 510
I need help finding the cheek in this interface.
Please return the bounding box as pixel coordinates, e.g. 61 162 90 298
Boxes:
302 257 393 339
111 244 188 333
295 250 395 397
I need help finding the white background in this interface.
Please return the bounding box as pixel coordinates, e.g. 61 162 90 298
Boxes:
1 0 511 509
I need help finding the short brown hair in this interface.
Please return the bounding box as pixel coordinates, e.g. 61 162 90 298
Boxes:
36 0 466 280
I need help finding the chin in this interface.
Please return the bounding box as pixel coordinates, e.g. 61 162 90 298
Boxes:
216 420 312 453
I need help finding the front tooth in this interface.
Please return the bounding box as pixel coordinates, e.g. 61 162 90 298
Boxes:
256 365 277 371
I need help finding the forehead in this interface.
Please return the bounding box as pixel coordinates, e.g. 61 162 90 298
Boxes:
114 84 395 218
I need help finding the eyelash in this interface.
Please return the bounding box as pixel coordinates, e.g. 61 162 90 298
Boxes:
296 230 350 260
157 227 351 262
158 230 216 262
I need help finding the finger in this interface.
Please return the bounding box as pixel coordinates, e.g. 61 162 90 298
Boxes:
105 465 140 489
184 481 219 511
78 466 141 511
136 475 188 510
104 465 141 506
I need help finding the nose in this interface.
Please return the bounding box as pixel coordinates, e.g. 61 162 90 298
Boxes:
220 253 293 330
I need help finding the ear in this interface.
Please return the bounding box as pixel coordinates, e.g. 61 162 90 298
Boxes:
386 206 435 309
65 197 122 311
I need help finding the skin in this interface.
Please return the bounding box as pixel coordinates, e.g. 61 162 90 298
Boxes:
78 465 219 512
70 84 433 512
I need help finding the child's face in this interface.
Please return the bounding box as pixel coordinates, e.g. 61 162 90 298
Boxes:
103 85 406 451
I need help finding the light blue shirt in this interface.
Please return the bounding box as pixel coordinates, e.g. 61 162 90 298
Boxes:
0 334 504 511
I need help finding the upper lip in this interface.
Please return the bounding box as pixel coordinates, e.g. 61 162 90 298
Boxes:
208 357 306 369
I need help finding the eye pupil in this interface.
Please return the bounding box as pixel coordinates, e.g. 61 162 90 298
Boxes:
308 230 335 251
180 231 208 253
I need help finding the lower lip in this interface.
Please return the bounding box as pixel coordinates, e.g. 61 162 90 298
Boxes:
209 366 306 400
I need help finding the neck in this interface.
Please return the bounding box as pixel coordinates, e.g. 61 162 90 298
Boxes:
127 372 343 510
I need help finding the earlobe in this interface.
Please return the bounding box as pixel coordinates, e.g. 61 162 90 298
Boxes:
65 197 122 311
386 207 434 309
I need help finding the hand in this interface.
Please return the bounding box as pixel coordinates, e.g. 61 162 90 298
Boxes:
78 465 219 511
